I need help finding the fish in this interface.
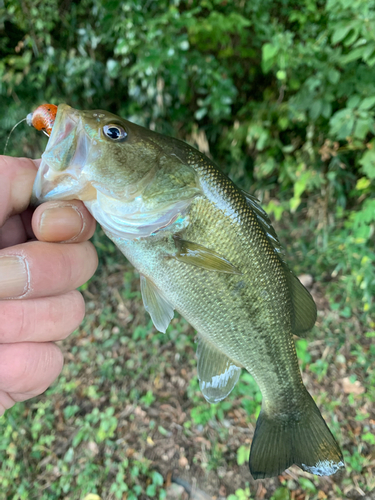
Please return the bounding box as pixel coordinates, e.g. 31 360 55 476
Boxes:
31 103 344 479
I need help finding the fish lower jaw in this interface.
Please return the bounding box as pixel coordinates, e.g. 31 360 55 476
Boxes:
34 176 97 204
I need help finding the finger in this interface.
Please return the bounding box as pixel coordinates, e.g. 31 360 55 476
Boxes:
0 342 63 401
0 215 27 249
21 207 35 240
0 391 16 414
0 240 98 300
32 200 96 243
0 156 38 225
0 290 85 343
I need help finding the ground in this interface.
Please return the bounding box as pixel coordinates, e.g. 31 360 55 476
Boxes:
1 226 374 500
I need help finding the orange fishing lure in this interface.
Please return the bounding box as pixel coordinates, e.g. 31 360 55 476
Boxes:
26 104 58 136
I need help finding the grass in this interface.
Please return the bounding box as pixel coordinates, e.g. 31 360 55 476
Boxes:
0 225 374 500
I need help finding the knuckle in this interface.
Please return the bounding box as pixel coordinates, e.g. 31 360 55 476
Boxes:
0 343 63 395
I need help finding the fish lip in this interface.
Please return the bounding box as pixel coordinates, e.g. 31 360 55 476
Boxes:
31 104 93 205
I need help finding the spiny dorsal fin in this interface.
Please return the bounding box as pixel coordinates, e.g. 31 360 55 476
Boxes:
197 337 242 403
173 235 241 274
241 190 286 262
140 275 174 333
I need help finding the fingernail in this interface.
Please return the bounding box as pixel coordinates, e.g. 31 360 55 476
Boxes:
39 206 83 242
0 256 28 299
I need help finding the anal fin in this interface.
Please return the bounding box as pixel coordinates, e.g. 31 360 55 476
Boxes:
197 337 242 403
140 275 174 333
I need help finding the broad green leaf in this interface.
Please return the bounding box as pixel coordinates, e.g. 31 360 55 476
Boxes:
262 43 278 62
359 145 375 179
310 99 322 120
327 68 340 84
146 484 156 497
331 23 353 45
339 46 366 64
359 96 375 110
262 42 278 71
353 118 371 139
356 177 371 190
237 445 249 466
330 109 355 139
347 95 361 109
322 101 333 118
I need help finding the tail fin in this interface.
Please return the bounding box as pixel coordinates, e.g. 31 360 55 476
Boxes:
249 392 344 479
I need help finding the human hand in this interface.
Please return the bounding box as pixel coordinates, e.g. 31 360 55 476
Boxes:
0 156 98 415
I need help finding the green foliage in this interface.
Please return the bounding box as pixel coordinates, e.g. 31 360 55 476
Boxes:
270 487 290 500
236 445 250 466
1 1 375 497
1 0 374 318
227 485 252 500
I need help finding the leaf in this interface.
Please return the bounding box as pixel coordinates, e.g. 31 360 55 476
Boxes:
310 99 322 120
151 471 164 486
359 146 375 179
195 107 207 120
356 177 371 190
331 23 353 45
342 377 365 394
330 109 355 139
362 432 375 445
262 42 278 62
271 487 290 500
339 46 366 64
321 101 333 118
347 95 361 109
146 484 156 496
299 478 317 492
359 96 375 110
353 118 371 139
262 42 278 71
237 445 249 466
327 68 340 84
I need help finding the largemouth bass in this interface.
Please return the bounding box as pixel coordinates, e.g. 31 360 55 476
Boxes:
31 104 344 479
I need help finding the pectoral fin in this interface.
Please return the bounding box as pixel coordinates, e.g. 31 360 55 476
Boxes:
197 337 242 403
140 275 174 333
173 236 241 274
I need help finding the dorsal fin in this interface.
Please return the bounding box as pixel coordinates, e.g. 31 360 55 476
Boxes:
241 190 286 262
286 271 317 336
241 190 316 336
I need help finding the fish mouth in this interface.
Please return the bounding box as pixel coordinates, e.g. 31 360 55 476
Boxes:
31 104 96 206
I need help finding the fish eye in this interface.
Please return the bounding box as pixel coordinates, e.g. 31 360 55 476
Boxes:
103 124 127 141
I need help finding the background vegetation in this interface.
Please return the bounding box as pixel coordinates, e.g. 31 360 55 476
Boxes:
0 0 374 499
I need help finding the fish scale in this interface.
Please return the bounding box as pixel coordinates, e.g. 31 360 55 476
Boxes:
31 103 344 479
116 192 306 404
